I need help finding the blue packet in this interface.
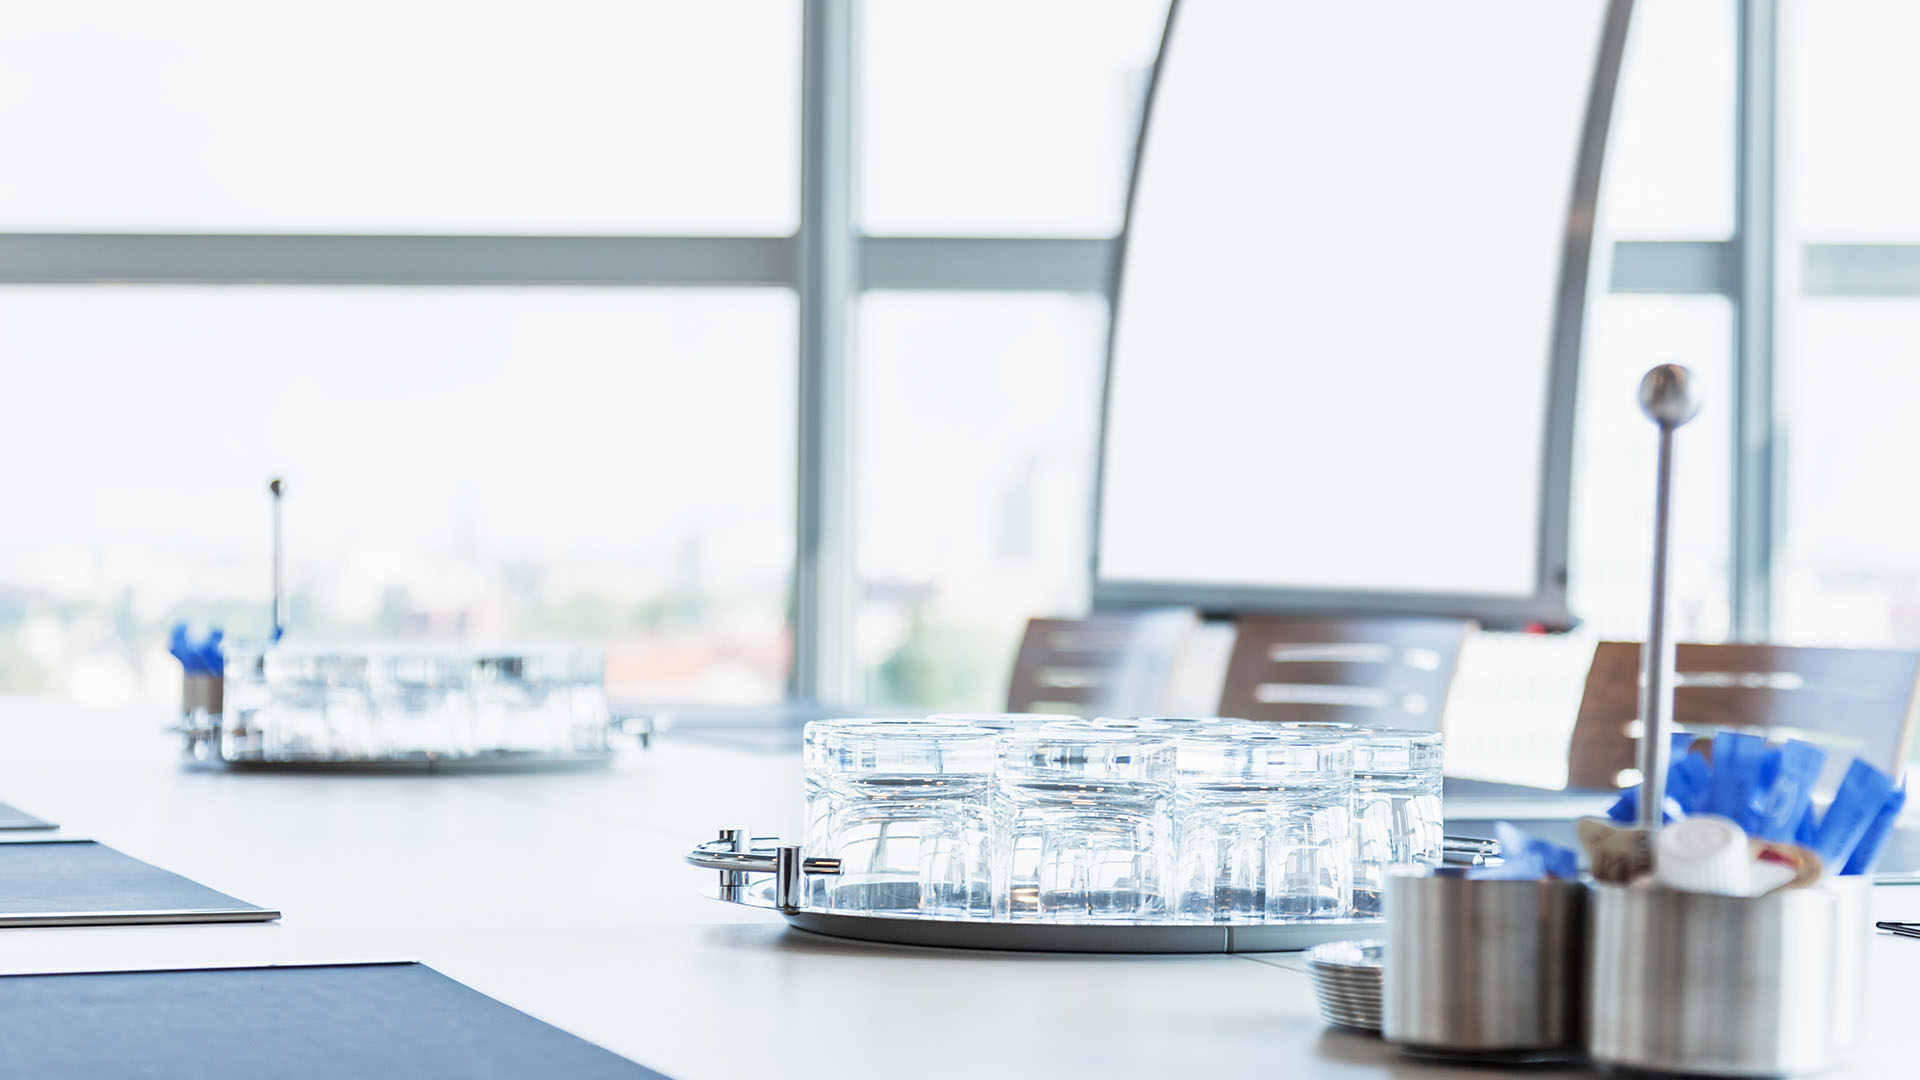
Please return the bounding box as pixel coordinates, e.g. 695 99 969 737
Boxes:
1608 736 1704 824
1841 782 1908 876
1792 802 1817 848
1670 749 1714 814
1710 730 1769 820
167 623 225 676
1811 759 1897 870
1742 739 1827 842
1475 821 1579 880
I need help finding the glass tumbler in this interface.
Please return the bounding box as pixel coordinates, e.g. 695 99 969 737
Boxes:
1173 728 1355 922
262 649 372 760
802 718 911 867
812 720 998 917
1352 729 1445 917
995 723 1176 921
369 652 468 758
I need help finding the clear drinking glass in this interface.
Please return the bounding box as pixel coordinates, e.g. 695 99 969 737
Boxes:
218 641 270 762
369 652 468 758
811 719 998 917
802 717 908 872
995 721 1176 921
1173 728 1355 922
261 650 373 760
471 650 578 755
1352 730 1445 917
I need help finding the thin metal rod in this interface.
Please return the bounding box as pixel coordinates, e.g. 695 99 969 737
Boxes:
270 478 286 641
1638 424 1678 829
1636 363 1699 828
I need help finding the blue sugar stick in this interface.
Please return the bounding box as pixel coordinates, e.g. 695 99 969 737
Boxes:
1711 730 1767 819
1609 740 1710 823
1793 803 1818 848
1670 749 1714 814
1744 739 1827 842
1812 759 1897 870
1842 782 1908 876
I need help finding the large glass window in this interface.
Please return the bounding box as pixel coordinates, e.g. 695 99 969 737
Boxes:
1774 2 1920 649
0 287 795 704
1781 0 1920 242
0 1 800 233
1599 0 1736 240
1569 294 1735 641
1774 300 1920 646
855 291 1108 708
4 0 1899 725
858 0 1167 236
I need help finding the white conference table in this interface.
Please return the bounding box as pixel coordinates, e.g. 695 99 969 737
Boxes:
0 699 1913 1079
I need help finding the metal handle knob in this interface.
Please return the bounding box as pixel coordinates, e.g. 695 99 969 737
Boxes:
685 830 841 913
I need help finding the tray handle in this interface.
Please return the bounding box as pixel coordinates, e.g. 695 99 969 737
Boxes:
685 829 842 913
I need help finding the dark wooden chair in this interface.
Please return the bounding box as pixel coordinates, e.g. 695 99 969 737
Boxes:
1217 615 1473 729
1566 641 1920 792
1005 609 1197 716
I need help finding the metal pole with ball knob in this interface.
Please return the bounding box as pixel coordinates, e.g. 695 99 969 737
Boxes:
1635 364 1702 832
270 477 287 642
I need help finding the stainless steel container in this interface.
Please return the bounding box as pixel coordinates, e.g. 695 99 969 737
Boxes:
1588 880 1870 1076
1382 868 1588 1054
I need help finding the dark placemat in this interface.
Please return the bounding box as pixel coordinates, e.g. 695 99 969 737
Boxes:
0 800 54 830
0 840 277 926
0 963 667 1079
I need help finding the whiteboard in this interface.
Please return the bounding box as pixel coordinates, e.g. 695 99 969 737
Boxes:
1095 0 1626 626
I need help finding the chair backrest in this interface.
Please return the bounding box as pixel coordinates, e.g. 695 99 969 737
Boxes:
1566 641 1920 792
1005 609 1197 716
1217 615 1473 729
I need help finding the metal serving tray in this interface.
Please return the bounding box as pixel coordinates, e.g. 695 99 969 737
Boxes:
683 830 1454 954
176 642 646 772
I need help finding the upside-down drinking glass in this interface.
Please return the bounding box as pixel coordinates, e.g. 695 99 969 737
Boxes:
808 719 998 917
995 722 1176 921
1351 729 1444 917
1173 727 1355 922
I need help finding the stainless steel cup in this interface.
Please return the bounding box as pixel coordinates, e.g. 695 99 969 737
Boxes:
1587 880 1870 1076
1382 867 1588 1054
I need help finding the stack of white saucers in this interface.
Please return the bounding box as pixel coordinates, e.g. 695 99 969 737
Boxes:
1304 939 1384 1033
